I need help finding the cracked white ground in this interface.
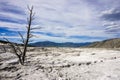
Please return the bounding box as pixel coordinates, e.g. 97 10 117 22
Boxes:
0 48 120 80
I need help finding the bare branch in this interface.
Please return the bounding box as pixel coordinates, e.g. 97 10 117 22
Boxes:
30 26 42 30
18 32 25 44
4 38 23 65
27 5 33 12
14 43 23 55
29 33 34 38
4 38 18 54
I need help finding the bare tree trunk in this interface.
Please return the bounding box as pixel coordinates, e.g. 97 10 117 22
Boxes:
22 6 34 64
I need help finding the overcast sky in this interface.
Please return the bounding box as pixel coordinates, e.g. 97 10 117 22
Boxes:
0 0 120 43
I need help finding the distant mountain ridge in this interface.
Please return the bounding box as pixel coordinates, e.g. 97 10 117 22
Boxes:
1 38 120 48
87 38 120 48
0 40 91 47
30 41 91 47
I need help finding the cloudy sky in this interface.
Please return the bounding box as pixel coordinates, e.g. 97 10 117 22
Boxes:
0 0 120 43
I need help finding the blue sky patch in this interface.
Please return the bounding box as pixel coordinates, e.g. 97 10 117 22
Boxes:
0 0 120 43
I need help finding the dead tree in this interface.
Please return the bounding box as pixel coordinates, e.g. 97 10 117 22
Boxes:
4 6 37 65
22 6 35 64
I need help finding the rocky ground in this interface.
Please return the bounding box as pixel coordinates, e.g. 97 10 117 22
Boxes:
1 47 120 80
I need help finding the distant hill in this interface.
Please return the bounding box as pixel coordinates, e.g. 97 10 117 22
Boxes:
87 38 120 48
30 41 91 47
2 38 120 48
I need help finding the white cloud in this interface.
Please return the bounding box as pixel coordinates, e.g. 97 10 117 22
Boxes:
0 0 120 42
31 33 103 43
0 35 20 39
100 7 120 36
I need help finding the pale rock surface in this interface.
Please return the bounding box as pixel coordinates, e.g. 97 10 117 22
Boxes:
0 48 120 80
